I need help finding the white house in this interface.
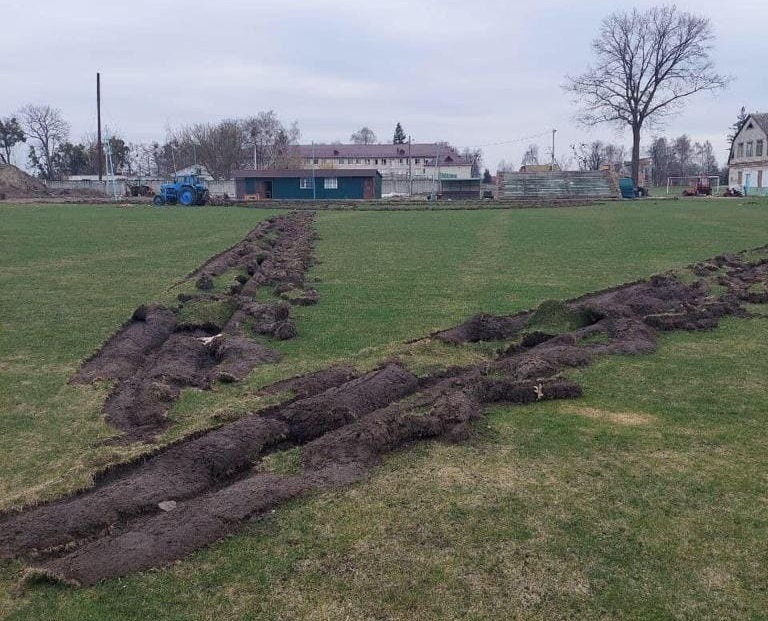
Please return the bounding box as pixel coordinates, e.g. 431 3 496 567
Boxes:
728 113 768 194
296 143 475 180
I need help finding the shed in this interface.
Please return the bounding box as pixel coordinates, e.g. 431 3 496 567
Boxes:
233 169 381 200
439 178 482 199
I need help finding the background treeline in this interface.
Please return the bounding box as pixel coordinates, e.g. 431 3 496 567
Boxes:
0 106 301 180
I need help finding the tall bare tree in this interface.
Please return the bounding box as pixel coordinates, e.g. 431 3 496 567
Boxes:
19 104 70 180
243 111 301 170
350 127 377 145
178 120 245 180
521 144 539 167
461 147 483 177
565 5 728 185
572 141 625 172
648 136 672 185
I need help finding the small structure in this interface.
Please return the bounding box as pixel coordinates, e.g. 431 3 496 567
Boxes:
728 113 768 195
496 170 619 200
233 169 381 200
439 178 482 199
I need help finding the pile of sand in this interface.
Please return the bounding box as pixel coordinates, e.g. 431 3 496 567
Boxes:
0 164 48 198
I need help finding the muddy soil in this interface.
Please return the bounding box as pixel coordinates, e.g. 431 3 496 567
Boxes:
2 246 767 586
71 212 317 439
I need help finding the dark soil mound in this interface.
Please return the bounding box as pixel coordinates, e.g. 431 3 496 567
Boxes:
71 212 319 439
3 245 767 586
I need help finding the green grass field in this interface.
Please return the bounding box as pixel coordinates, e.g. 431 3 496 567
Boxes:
1 198 768 619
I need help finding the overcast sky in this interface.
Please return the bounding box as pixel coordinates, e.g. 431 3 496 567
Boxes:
2 0 765 171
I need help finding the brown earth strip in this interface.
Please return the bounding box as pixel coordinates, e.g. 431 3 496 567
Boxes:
2 246 767 586
71 212 318 440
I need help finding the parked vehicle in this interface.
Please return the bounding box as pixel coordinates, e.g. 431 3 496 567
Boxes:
153 174 209 206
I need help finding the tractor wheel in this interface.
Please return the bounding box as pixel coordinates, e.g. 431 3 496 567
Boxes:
152 195 165 206
179 187 196 206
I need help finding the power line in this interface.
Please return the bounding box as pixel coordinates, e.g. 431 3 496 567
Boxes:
461 130 553 149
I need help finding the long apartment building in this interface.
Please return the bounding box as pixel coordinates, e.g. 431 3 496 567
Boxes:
296 143 474 179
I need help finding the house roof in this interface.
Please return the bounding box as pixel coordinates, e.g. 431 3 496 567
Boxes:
728 113 768 164
748 113 768 135
296 143 471 165
233 168 381 179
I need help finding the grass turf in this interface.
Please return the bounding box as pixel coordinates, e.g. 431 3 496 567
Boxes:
0 204 279 509
2 198 768 619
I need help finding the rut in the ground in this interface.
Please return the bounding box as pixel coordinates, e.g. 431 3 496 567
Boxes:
71 212 319 440
2 246 767 586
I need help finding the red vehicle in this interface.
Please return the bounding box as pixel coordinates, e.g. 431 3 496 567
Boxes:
682 176 712 196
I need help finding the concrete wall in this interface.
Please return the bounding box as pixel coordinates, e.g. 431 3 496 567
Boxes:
46 179 236 197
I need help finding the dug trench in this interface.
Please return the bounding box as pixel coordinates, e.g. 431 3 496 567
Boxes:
1 245 767 587
71 211 320 441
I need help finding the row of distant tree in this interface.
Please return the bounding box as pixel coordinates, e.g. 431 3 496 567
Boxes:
0 111 483 181
495 136 724 186
0 106 306 181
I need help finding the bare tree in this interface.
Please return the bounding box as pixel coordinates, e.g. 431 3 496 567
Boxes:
694 140 718 175
565 5 728 185
243 112 301 169
648 136 672 185
350 127 377 145
178 120 245 180
461 147 483 177
19 104 70 180
521 144 539 167
672 134 693 177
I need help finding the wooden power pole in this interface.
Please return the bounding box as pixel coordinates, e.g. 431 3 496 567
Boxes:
97 72 103 181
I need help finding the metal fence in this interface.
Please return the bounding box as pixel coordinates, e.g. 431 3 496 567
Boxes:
381 176 442 196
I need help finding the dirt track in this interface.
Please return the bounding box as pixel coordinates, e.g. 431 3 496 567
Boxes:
72 212 318 440
1 244 767 586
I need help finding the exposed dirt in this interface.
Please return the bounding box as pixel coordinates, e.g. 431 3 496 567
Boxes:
0 164 48 198
0 164 111 200
2 245 767 587
71 212 318 439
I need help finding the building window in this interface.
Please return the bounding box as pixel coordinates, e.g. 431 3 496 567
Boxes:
399 158 404 164
738 170 743 185
747 141 754 157
356 159 361 164
737 143 744 158
381 159 386 165
300 178 314 190
313 158 319 165
757 140 764 157
324 177 338 189
365 159 371 164
414 158 420 164
374 159 379 165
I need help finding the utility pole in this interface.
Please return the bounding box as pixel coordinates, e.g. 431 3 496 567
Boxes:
551 128 557 170
408 135 412 197
97 72 103 181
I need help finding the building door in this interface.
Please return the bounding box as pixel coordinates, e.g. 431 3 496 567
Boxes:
363 177 373 199
758 170 763 188
264 181 273 199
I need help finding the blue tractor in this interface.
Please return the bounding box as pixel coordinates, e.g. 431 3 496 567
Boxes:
153 174 210 206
